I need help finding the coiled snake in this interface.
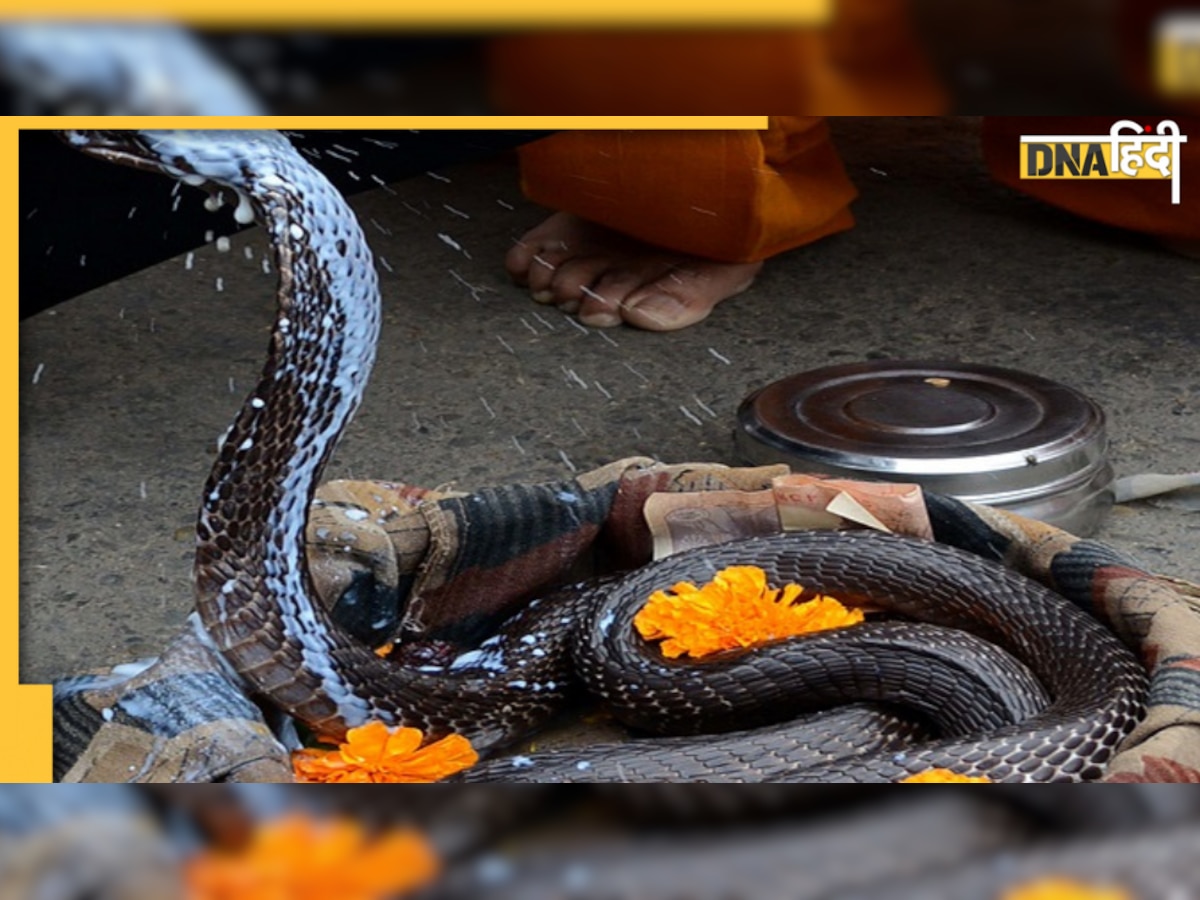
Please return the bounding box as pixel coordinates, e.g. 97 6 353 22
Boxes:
63 129 1149 782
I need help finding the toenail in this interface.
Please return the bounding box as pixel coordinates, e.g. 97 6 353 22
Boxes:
580 310 621 328
627 294 691 329
532 290 555 304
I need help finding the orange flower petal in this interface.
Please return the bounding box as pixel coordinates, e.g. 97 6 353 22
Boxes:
185 813 441 900
778 583 805 605
716 565 768 597
899 768 993 783
998 876 1134 900
341 721 416 765
385 733 480 783
293 724 478 784
379 724 424 758
634 565 863 660
350 828 441 896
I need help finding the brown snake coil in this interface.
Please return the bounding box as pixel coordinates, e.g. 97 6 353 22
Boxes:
64 130 1148 782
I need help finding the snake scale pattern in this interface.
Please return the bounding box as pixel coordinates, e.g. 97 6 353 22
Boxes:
63 129 1149 782
512 532 1145 782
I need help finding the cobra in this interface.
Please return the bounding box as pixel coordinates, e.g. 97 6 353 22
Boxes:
61 130 583 753
62 130 1149 782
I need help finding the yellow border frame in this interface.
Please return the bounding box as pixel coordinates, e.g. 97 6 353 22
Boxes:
19 116 769 131
11 115 768 783
7 125 50 782
0 2 833 26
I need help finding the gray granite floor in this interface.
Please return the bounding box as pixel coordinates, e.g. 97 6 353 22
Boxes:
19 118 1199 684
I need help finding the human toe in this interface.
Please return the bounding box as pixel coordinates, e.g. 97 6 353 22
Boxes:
523 247 574 298
620 290 709 331
550 256 613 305
550 262 621 327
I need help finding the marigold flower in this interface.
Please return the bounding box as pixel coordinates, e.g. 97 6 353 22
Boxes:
185 813 440 900
633 564 864 659
899 768 994 783
999 876 1134 900
292 721 478 783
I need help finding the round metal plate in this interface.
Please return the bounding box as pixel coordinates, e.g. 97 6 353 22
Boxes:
735 360 1114 530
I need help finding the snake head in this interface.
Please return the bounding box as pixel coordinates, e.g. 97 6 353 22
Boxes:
61 129 286 175
59 129 289 224
59 129 182 176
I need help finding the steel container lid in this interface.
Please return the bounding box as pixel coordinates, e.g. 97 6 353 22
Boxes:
734 360 1114 534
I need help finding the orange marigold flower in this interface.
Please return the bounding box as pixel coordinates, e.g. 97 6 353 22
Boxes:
899 768 993 783
999 876 1134 900
185 813 440 900
292 722 478 783
633 564 864 660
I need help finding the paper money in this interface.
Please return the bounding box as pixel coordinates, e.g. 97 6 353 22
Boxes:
644 474 939 559
772 474 933 539
644 490 781 559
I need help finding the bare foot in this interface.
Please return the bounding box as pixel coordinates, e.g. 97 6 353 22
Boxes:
505 212 763 331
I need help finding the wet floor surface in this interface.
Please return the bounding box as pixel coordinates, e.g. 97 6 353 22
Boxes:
19 118 1199 683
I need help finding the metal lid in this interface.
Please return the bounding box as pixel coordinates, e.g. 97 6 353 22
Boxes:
735 360 1111 506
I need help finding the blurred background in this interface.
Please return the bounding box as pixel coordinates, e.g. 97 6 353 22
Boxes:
1 2 1197 118
3 785 1200 899
9 1 1199 316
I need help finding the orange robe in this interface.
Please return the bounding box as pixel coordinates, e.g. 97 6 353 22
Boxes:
512 115 1199 260
492 4 1198 259
491 0 946 262
512 119 859 263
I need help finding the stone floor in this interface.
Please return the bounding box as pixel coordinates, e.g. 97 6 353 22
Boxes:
19 118 1199 683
